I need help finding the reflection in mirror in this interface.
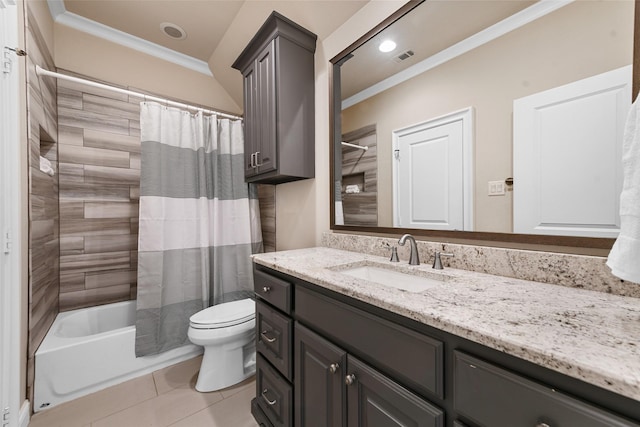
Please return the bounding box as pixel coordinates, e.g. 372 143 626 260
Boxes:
332 0 634 242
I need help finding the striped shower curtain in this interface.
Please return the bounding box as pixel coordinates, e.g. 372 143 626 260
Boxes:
135 102 263 357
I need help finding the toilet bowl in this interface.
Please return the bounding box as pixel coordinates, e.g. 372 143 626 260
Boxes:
187 298 256 392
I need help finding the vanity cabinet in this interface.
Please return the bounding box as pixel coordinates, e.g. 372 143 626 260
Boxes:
251 264 640 427
454 352 637 427
295 322 443 427
232 12 317 184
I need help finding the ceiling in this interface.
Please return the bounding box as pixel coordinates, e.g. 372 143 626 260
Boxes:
54 0 371 106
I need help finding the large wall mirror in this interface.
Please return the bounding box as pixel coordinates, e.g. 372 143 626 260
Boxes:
330 0 639 251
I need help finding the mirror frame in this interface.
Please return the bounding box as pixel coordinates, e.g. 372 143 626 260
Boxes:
329 0 640 253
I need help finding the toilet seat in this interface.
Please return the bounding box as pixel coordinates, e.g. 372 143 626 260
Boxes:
189 299 255 329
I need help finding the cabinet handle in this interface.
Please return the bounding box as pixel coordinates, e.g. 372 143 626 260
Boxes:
250 152 255 168
345 374 356 386
261 388 277 406
535 424 551 427
255 151 263 167
329 363 339 374
262 286 271 293
261 330 277 343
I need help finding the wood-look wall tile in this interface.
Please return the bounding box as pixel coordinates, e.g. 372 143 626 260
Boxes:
59 144 130 168
60 236 84 255
130 218 139 234
85 269 137 289
60 218 131 236
40 140 57 162
60 251 131 274
58 125 84 146
58 86 83 109
130 250 138 269
129 121 141 138
59 284 131 312
130 153 141 169
60 271 86 293
84 128 140 153
30 219 55 244
58 106 130 136
59 200 84 220
60 183 131 202
84 165 140 185
31 195 58 221
84 234 137 253
83 93 140 121
84 201 139 219
59 162 85 184
57 72 129 102
130 187 140 200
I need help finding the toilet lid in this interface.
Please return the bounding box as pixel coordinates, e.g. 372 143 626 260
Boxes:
189 299 255 328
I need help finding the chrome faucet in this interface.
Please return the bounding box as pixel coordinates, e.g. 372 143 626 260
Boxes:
432 250 454 270
398 234 420 265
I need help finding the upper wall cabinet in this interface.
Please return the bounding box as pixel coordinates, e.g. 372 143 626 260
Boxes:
232 12 317 184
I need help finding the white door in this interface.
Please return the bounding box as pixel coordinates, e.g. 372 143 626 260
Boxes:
393 108 473 230
513 65 631 238
1 0 24 425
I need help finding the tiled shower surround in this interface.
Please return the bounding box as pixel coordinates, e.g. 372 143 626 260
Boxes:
56 72 277 311
57 70 142 311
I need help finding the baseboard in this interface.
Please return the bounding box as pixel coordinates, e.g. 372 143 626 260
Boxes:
18 400 30 427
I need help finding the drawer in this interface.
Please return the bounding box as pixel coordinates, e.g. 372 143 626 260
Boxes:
254 266 292 314
454 351 639 427
295 286 444 399
257 300 293 380
257 353 292 427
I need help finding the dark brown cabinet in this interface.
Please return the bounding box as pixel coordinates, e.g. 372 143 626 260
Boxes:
252 264 640 427
232 12 317 184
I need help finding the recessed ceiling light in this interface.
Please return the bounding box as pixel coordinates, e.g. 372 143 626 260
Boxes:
378 40 397 53
160 22 187 40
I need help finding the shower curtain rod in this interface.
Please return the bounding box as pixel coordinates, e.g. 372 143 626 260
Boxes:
35 66 243 121
341 141 368 151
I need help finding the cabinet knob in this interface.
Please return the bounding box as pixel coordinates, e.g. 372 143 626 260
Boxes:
262 286 271 293
261 389 277 406
329 363 339 374
535 423 551 427
345 374 356 386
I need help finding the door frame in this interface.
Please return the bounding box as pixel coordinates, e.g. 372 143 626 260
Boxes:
392 107 474 230
1 0 27 425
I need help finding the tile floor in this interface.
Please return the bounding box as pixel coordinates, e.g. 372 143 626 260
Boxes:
28 356 259 427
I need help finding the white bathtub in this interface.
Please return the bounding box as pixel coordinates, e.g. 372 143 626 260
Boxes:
34 300 202 412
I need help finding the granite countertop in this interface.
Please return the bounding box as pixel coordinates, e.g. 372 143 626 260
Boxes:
252 247 640 402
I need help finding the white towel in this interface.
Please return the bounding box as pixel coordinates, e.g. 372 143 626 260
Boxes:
345 185 360 194
607 95 640 284
39 156 55 177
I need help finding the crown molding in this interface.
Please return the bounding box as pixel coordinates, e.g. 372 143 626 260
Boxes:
47 0 213 76
342 0 574 109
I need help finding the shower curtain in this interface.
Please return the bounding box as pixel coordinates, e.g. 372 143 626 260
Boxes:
135 102 263 357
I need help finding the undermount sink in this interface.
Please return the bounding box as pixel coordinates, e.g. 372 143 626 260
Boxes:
336 264 448 293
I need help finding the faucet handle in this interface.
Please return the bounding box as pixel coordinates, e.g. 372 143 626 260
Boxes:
432 251 454 270
389 247 399 262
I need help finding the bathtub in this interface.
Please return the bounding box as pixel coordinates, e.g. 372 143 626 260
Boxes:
34 300 202 412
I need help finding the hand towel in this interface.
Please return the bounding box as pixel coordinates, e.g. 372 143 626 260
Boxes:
345 184 360 194
607 95 640 284
39 156 55 177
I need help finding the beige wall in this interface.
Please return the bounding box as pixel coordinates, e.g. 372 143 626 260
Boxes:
54 25 241 114
275 0 409 250
342 0 633 232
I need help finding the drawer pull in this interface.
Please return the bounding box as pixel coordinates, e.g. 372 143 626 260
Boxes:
261 330 277 343
329 363 339 374
262 286 271 293
345 374 356 386
261 388 277 406
535 424 551 427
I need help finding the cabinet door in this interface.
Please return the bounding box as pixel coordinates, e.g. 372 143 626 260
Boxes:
254 40 277 175
295 322 347 427
243 61 258 178
346 356 444 427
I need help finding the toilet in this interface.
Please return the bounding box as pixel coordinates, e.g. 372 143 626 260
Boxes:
187 298 256 392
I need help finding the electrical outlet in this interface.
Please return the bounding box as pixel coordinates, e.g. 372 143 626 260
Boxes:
488 180 506 196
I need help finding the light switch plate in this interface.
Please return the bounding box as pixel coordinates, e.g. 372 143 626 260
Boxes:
488 180 506 196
